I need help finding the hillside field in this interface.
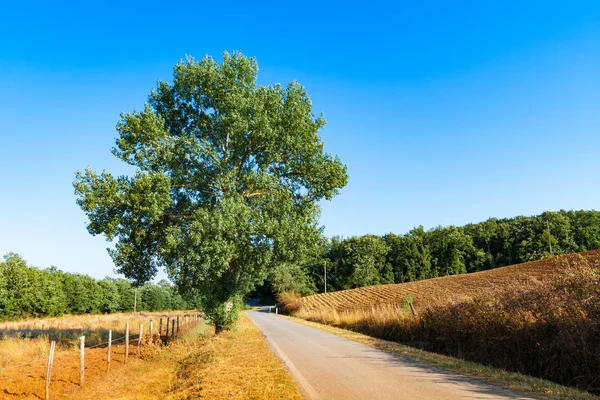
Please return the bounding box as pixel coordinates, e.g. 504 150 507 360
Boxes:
300 249 600 313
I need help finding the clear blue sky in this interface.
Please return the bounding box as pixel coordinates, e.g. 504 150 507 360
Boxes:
1 1 599 279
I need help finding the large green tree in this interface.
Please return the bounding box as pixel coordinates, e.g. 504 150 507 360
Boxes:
74 52 347 331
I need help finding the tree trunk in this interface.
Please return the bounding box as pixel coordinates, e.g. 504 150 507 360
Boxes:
214 324 227 334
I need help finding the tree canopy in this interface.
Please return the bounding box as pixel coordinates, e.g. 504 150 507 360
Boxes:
0 253 193 321
74 52 348 330
251 209 600 300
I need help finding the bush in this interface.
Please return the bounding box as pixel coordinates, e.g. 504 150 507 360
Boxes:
276 292 303 315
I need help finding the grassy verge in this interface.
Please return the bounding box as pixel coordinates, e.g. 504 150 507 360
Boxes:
77 313 302 400
280 314 599 400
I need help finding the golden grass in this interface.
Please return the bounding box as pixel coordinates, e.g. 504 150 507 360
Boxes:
280 315 599 400
0 311 196 370
0 335 50 369
75 312 303 400
0 310 191 336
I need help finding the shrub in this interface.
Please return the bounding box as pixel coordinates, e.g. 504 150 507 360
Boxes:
276 292 304 315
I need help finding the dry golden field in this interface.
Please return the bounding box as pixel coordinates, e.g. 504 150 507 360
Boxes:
0 311 193 370
299 249 600 314
0 311 200 399
0 312 301 400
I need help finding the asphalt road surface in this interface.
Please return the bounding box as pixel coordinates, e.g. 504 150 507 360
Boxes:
248 309 534 400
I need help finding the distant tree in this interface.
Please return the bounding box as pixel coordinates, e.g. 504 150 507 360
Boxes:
334 235 390 289
0 253 37 318
384 227 432 283
568 210 600 251
98 278 122 313
140 283 170 311
73 52 347 331
271 263 317 296
62 273 103 314
34 268 68 316
113 278 135 312
426 226 484 275
0 264 6 317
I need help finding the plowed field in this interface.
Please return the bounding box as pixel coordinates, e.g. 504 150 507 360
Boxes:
300 250 600 312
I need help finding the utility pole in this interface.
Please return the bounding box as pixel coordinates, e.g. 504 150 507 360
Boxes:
324 261 327 294
546 220 553 255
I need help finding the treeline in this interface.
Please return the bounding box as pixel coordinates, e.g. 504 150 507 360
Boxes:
0 253 198 321
263 210 600 296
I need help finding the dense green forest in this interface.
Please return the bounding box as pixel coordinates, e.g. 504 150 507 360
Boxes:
0 253 199 321
258 210 600 297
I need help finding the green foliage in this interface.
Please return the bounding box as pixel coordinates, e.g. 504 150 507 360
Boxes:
401 294 414 308
1 253 36 318
202 295 243 333
384 227 432 283
98 278 122 313
0 265 6 313
295 210 600 296
73 51 348 331
332 235 391 289
270 263 317 296
0 253 194 321
62 273 103 314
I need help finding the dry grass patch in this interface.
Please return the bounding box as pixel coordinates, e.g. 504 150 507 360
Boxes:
0 311 194 370
76 312 302 400
167 312 302 400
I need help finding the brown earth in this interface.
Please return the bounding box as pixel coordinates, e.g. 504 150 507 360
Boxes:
300 250 600 312
1 337 162 400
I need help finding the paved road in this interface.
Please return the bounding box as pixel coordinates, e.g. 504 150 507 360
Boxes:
248 309 534 400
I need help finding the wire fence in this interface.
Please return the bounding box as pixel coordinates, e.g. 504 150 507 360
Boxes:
0 313 203 375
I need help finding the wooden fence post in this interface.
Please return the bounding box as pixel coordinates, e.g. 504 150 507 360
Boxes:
45 341 56 400
171 319 175 338
177 316 180 334
107 330 112 372
159 318 163 336
166 317 170 337
138 324 143 354
79 336 85 386
125 323 129 364
149 320 153 337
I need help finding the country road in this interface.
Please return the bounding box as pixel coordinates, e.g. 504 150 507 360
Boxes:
248 309 534 400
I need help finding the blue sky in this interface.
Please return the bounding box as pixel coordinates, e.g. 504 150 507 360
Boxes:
1 1 599 279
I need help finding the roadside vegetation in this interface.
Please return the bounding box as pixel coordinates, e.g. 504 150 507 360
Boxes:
282 252 600 395
75 312 302 400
